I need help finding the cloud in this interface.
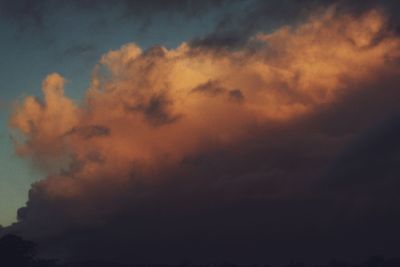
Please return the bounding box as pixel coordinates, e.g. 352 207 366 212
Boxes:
63 44 97 57
65 125 110 139
190 80 227 96
0 0 47 30
189 0 400 50
0 0 229 32
5 6 400 264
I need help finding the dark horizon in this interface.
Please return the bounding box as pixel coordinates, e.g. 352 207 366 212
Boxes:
2 233 400 267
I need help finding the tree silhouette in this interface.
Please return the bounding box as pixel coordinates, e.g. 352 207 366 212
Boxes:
1 234 400 267
0 234 60 267
0 234 36 266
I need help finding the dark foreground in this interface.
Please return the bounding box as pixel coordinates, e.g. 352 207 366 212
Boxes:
1 234 398 267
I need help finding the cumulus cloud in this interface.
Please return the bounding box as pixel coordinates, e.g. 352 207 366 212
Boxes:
5 7 400 264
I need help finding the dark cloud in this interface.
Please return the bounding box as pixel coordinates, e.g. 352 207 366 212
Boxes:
66 125 110 139
189 0 331 49
190 81 245 103
189 32 245 50
3 0 398 49
3 2 400 265
228 89 244 103
191 80 226 96
119 0 229 18
9 71 400 264
126 94 181 127
143 46 167 58
0 0 46 30
189 0 400 50
63 44 97 57
2 0 400 34
0 0 229 32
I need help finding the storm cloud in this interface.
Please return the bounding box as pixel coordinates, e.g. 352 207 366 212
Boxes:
3 5 400 265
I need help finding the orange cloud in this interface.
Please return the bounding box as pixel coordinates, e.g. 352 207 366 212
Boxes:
9 7 400 212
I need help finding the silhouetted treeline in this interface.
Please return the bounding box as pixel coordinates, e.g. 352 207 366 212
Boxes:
0 234 61 267
56 258 400 267
1 234 399 267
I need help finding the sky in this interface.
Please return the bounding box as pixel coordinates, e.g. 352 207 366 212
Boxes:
0 0 234 226
1 0 400 265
